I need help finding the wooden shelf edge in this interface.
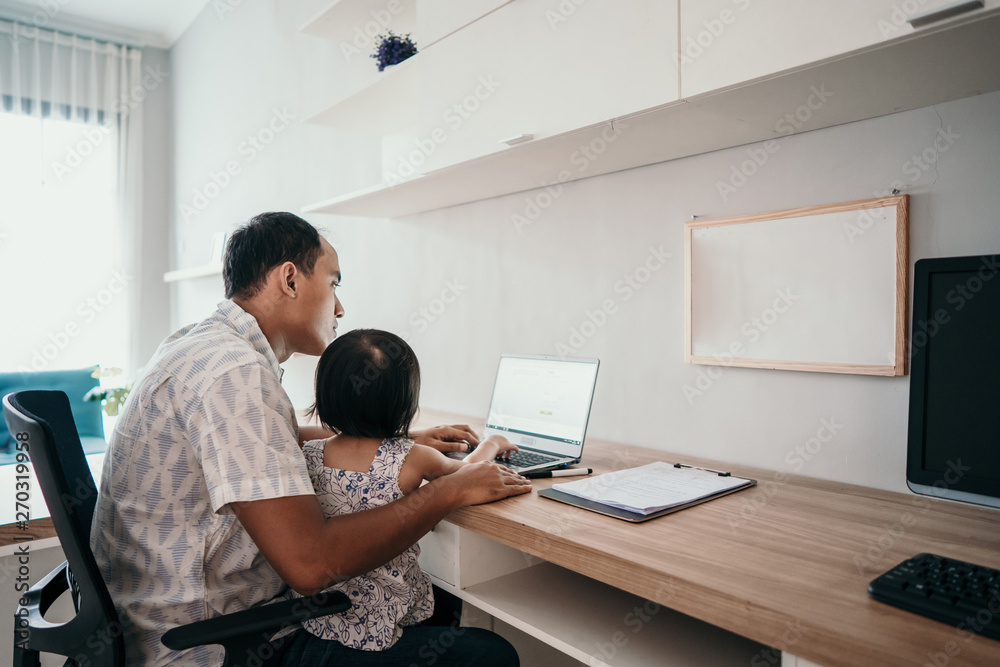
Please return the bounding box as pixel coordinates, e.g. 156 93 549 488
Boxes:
163 263 224 283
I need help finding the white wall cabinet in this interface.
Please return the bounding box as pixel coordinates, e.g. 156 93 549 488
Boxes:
679 0 996 98
301 0 1000 218
416 0 513 47
301 0 418 46
300 0 511 54
412 0 678 174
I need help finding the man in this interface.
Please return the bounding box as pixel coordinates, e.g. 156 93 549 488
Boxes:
91 212 530 665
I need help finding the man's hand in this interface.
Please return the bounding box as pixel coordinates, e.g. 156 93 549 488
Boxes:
411 424 480 453
433 461 532 505
233 460 530 596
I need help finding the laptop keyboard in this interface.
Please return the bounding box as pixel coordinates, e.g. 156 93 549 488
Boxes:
499 450 559 468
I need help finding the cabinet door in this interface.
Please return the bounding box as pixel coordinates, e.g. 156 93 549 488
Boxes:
410 0 678 176
417 0 513 47
679 0 996 98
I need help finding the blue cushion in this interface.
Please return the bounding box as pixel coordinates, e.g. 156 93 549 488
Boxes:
0 366 106 459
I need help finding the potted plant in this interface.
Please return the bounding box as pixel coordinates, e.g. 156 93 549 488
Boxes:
371 31 417 72
85 367 133 417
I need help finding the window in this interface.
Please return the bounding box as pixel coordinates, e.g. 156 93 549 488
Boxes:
0 112 128 374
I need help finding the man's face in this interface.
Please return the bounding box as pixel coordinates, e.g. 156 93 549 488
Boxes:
290 238 344 356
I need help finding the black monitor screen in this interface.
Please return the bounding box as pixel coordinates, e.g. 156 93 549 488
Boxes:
907 255 1000 507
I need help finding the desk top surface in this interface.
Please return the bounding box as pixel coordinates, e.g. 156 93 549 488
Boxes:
7 413 998 665
418 410 1000 667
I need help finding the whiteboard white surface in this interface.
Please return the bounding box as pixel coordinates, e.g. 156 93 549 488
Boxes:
685 196 908 375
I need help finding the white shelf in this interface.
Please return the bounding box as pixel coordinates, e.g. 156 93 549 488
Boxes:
163 262 223 283
433 562 765 667
303 53 420 135
302 8 1000 218
299 0 417 45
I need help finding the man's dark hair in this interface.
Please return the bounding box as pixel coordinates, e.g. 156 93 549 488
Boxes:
224 212 324 299
312 329 421 439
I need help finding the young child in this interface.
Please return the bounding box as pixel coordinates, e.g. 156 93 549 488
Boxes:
296 328 518 652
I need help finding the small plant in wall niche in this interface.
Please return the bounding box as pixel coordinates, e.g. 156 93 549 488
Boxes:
371 31 417 72
84 367 133 417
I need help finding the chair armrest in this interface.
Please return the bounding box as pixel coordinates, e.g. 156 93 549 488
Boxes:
161 591 350 651
20 561 72 629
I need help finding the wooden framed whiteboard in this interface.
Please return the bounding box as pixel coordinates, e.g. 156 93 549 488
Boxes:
684 195 908 376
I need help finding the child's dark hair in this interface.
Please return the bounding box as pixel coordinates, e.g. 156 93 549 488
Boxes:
312 329 420 439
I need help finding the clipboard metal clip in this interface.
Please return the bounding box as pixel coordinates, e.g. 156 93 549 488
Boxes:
674 462 731 477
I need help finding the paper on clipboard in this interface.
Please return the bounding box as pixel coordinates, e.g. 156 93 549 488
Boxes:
552 461 753 515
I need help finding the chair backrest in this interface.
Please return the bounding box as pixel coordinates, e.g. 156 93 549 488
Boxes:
3 390 124 665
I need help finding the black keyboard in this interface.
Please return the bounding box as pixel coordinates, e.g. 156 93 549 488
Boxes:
868 552 1000 641
499 450 559 469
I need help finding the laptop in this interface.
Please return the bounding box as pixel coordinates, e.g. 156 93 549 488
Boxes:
460 354 600 474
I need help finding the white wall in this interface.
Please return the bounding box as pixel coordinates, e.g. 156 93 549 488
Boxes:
168 2 1000 495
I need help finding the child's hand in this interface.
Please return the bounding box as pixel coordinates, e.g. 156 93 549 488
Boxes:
486 436 519 460
464 435 517 464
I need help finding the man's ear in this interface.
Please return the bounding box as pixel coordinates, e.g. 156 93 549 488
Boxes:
279 261 298 297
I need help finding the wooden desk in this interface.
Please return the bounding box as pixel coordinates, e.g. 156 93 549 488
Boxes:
0 453 103 554
417 410 1000 667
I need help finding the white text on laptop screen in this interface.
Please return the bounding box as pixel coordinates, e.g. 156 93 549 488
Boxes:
486 357 598 446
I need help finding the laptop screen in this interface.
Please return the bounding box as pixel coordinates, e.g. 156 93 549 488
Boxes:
484 355 600 457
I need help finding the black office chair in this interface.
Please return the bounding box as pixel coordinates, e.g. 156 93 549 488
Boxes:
3 390 350 667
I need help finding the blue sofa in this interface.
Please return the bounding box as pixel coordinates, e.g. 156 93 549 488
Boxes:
0 366 107 465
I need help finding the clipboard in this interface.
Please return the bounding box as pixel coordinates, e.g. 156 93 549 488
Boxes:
537 463 757 523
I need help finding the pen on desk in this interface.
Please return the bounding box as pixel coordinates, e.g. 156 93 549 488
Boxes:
673 462 731 477
525 468 593 479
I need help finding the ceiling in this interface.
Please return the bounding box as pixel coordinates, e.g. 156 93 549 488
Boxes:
0 0 211 48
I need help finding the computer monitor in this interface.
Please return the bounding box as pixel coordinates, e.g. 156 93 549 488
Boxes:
906 254 1000 508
